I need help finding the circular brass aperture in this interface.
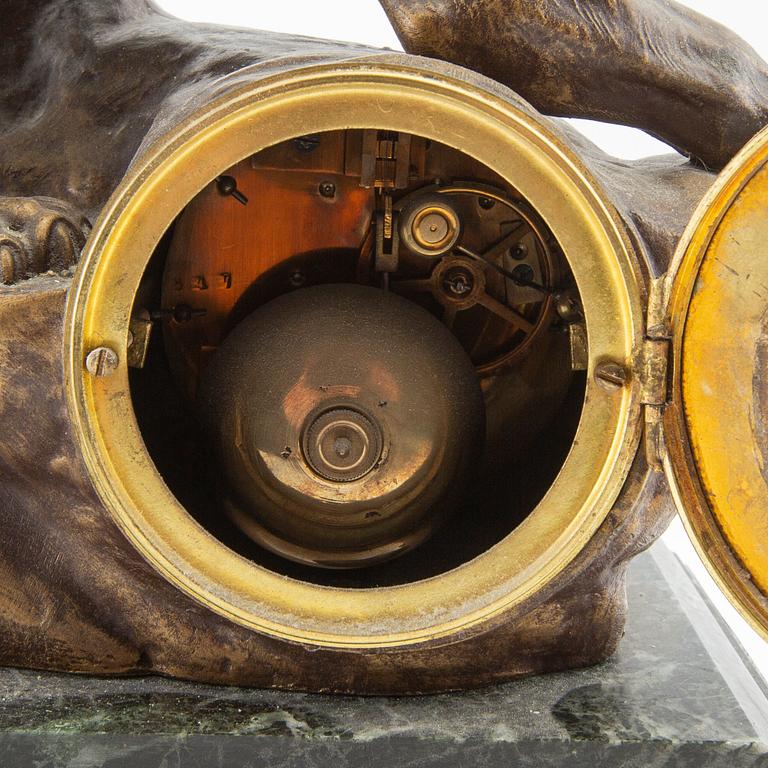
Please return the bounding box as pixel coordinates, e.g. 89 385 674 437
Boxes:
303 407 382 483
65 58 643 648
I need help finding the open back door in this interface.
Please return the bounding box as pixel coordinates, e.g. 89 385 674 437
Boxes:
665 127 768 640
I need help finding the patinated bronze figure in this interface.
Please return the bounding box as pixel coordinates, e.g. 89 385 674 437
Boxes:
0 0 766 694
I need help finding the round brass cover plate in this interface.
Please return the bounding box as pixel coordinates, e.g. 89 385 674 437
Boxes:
666 125 768 641
64 57 644 648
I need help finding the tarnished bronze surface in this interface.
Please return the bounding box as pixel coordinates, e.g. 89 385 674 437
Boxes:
0 198 88 285
380 0 768 170
0 0 764 693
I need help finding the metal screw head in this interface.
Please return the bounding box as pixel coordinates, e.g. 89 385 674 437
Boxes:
294 134 321 153
595 361 628 391
555 291 583 323
478 196 496 210
216 175 236 196
509 243 528 261
511 264 535 285
318 181 336 199
289 269 306 288
443 265 475 298
85 346 119 377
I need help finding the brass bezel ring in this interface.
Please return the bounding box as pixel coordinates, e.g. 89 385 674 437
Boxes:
64 58 644 648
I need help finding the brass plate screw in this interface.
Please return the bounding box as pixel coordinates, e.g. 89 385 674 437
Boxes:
85 347 119 377
477 196 495 210
318 180 336 198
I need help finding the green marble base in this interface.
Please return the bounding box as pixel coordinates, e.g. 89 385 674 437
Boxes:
1 543 767 767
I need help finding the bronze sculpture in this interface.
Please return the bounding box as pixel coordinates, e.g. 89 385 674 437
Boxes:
0 0 766 694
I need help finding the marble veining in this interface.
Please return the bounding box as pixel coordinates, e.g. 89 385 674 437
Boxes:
0 545 767 767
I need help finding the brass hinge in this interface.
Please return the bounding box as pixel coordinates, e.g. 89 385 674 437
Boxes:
640 337 671 472
646 274 670 341
640 337 670 473
641 275 672 471
644 403 666 473
639 337 669 407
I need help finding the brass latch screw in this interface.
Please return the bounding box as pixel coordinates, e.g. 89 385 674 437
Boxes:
595 361 628 391
85 347 119 377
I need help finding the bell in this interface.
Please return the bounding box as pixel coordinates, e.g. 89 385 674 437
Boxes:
196 284 485 569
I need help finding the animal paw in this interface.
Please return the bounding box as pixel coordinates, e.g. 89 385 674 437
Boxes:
0 197 90 285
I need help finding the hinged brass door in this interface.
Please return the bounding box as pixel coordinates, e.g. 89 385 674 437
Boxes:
663 126 768 641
